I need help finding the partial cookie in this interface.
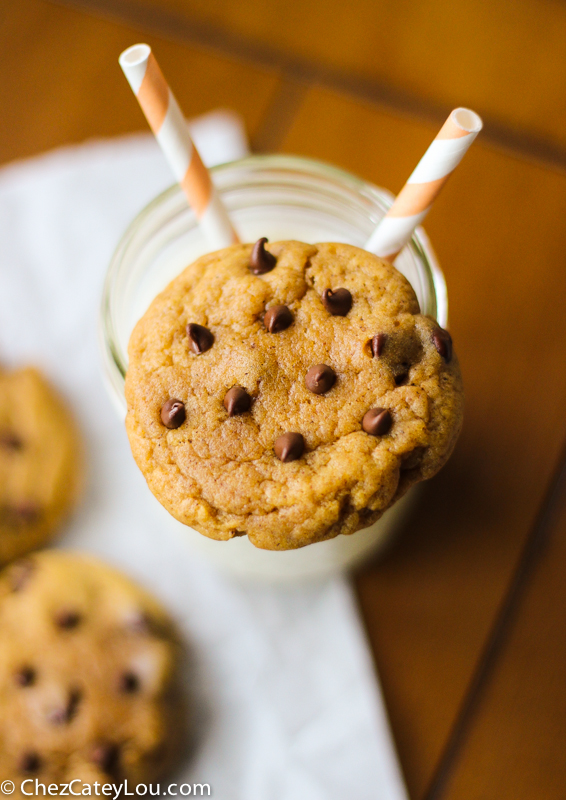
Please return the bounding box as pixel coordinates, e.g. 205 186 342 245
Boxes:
125 240 464 550
0 551 185 791
0 368 82 565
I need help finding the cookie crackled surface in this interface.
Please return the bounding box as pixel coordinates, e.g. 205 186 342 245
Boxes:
125 240 464 550
0 368 82 565
0 551 185 790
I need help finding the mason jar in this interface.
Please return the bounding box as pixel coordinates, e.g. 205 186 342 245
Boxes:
100 154 447 581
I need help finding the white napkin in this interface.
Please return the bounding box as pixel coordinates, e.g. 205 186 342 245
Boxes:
0 117 408 800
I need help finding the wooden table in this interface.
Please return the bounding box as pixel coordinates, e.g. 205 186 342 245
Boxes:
2 1 565 797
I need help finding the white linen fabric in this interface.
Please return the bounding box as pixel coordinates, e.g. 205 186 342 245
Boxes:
0 117 408 800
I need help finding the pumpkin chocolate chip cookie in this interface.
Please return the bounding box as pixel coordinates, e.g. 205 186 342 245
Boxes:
125 240 463 550
0 551 185 789
0 368 82 565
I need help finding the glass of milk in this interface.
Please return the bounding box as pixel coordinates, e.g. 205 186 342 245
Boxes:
100 154 447 582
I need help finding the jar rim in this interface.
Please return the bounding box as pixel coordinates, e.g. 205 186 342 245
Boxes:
100 153 447 414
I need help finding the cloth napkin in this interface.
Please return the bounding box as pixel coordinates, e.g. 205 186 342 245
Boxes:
0 113 408 800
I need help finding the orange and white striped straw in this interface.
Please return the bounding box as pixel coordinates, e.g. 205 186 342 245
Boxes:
366 107 483 262
119 44 239 248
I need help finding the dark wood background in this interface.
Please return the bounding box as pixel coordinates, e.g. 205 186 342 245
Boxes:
2 1 565 797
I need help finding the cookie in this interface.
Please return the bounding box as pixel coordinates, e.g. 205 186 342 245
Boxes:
0 551 185 789
0 368 82 565
125 240 464 550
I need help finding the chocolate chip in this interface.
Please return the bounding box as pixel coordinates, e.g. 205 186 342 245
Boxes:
91 743 120 775
305 364 336 395
274 433 305 462
20 752 41 774
250 237 276 274
186 323 214 354
160 399 186 429
432 327 453 362
127 610 152 635
9 558 35 592
1 503 41 526
48 689 81 725
322 288 352 316
13 503 40 523
55 610 82 630
15 666 36 687
362 408 393 436
127 610 167 640
0 431 23 450
47 707 66 725
67 689 81 720
119 672 140 693
223 386 252 416
371 333 387 357
264 304 293 332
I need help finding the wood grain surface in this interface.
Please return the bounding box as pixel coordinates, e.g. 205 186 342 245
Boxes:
0 0 281 166
441 452 566 800
2 1 565 798
55 0 566 167
281 86 566 798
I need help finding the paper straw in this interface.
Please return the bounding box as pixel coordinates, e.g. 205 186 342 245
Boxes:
119 44 239 247
366 108 483 261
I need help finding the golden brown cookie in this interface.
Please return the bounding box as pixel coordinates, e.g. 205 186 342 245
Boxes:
0 551 185 790
0 368 82 565
125 240 464 550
